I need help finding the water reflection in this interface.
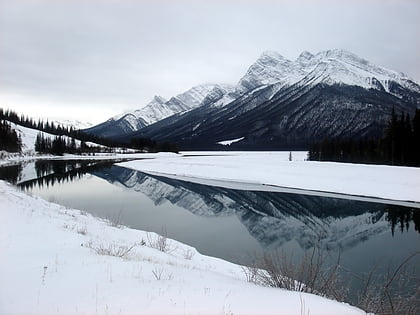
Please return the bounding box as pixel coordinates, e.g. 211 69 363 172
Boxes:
1 161 417 249
91 165 419 251
18 160 115 191
1 160 419 244
386 205 420 235
0 164 22 184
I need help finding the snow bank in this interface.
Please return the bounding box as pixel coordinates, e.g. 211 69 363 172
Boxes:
119 152 420 204
0 180 366 315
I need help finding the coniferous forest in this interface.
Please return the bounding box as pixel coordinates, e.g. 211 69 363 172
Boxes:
308 109 420 166
0 119 21 152
0 108 179 154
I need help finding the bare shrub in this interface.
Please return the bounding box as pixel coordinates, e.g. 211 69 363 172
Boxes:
353 251 420 315
87 241 137 259
183 249 195 260
246 247 345 301
151 266 173 281
106 210 123 228
245 248 419 315
77 225 87 235
146 230 170 253
152 266 164 280
242 265 259 284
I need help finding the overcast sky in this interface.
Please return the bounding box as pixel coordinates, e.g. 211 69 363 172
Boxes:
0 0 419 124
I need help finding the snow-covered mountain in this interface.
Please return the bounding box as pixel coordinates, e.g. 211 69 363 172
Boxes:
238 49 418 94
84 84 233 138
87 49 419 148
52 119 93 130
124 49 419 149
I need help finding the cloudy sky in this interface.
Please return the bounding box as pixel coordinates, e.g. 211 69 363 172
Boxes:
0 0 419 124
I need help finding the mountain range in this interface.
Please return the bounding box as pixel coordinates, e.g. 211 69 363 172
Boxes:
84 49 420 149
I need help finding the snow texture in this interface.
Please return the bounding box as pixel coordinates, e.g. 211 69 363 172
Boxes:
0 180 367 315
217 137 245 146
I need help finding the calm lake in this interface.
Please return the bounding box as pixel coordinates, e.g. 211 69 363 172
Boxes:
1 159 419 301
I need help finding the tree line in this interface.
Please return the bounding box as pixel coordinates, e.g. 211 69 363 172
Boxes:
308 109 420 166
0 108 179 154
35 133 80 155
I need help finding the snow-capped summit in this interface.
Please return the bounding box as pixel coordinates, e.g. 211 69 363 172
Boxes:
296 51 314 65
84 84 224 138
131 96 168 125
238 49 419 94
52 119 93 130
238 50 304 91
300 49 418 92
199 84 237 108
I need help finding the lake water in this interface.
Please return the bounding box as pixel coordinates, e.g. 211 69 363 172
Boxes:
1 159 419 303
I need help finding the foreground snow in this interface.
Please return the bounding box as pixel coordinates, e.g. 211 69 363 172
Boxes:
0 180 366 315
119 152 420 204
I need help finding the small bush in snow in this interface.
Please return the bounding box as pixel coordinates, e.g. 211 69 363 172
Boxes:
183 249 195 260
146 230 171 253
106 210 123 228
77 226 87 235
87 241 137 259
244 247 344 301
151 266 173 281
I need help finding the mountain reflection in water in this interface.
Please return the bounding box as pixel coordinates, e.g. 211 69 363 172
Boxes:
6 161 417 252
91 165 419 251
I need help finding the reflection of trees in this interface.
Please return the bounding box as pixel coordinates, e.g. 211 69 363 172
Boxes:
386 205 420 235
18 160 115 190
0 164 22 184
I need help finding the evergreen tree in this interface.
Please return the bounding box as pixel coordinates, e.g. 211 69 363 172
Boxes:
0 120 21 152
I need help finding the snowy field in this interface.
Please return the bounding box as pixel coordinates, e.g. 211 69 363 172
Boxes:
120 152 420 205
0 180 366 315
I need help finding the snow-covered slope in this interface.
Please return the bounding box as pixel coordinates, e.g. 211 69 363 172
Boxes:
7 122 105 154
0 180 367 314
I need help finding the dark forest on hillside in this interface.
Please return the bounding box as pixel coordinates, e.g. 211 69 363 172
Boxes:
308 109 420 166
0 120 21 152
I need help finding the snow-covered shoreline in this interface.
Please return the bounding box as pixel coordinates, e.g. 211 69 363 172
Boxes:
0 180 366 314
0 151 175 167
119 152 420 205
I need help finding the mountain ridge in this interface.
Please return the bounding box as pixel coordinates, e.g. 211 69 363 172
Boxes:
85 49 420 149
